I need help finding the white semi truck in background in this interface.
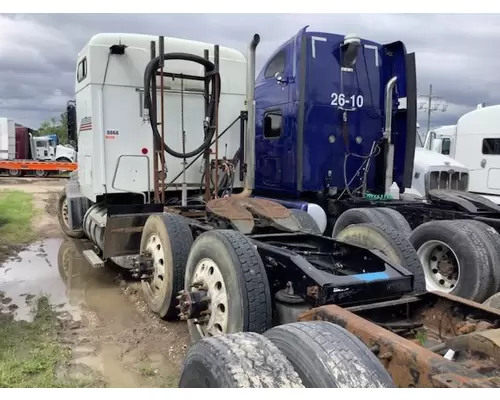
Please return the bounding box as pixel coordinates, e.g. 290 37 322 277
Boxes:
422 103 500 204
0 117 77 177
406 122 470 200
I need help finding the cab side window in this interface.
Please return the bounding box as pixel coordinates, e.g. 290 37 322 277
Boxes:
77 57 87 83
441 138 451 155
482 138 500 155
263 111 282 139
264 50 286 79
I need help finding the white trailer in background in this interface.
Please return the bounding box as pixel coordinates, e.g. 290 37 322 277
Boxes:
423 103 500 204
0 118 16 160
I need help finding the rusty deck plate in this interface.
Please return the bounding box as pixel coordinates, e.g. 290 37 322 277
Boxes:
206 197 298 234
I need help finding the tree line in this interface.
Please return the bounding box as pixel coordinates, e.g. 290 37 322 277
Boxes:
35 111 69 144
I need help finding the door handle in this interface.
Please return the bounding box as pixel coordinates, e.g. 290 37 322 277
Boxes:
481 159 486 168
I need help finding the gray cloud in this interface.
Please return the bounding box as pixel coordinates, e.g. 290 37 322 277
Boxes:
1 13 498 131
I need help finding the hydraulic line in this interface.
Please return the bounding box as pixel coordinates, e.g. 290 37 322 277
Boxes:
143 52 221 159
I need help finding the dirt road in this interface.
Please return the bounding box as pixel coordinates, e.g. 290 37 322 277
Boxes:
0 178 189 387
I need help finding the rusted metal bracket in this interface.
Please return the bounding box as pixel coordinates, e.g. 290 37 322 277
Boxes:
206 197 299 234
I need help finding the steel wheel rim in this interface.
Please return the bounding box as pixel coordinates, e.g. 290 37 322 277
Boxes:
417 240 460 293
190 257 229 338
35 170 46 177
144 233 167 298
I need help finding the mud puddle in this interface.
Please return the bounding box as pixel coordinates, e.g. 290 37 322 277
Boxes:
0 238 80 321
56 239 190 387
1 235 189 387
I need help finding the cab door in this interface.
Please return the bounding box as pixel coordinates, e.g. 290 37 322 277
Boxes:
481 137 500 193
254 42 294 193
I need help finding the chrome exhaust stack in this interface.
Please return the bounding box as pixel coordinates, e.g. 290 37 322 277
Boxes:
383 76 398 196
236 33 260 197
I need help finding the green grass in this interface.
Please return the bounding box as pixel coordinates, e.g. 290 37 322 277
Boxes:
0 190 36 246
0 296 101 388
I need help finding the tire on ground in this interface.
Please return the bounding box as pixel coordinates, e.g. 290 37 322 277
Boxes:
290 209 321 234
184 229 272 343
409 220 493 302
178 332 304 388
264 321 395 388
335 223 426 294
57 189 85 239
332 208 391 238
483 292 500 310
140 213 193 320
372 208 413 237
453 219 500 294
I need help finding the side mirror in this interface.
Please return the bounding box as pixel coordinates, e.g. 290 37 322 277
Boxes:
66 101 77 144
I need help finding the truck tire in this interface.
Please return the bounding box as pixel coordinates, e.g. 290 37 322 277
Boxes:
184 229 272 343
483 292 500 310
447 220 497 300
57 190 85 239
264 321 395 388
35 170 49 178
7 169 23 177
409 220 493 302
373 208 413 237
335 223 426 294
332 208 389 238
178 332 304 388
454 220 500 293
290 209 321 234
140 213 193 320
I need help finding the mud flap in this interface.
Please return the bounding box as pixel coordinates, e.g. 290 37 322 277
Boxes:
103 203 164 258
65 180 91 231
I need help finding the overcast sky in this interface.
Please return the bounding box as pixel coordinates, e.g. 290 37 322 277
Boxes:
1 13 499 132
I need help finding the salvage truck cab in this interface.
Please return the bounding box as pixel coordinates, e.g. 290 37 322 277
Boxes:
253 27 470 203
253 26 417 198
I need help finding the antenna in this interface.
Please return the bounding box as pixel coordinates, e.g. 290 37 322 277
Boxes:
417 84 448 133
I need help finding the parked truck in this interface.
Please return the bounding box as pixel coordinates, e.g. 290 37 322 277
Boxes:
0 118 77 178
57 30 500 388
423 103 500 205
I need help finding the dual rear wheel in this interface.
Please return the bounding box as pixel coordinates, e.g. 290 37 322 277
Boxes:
139 213 272 339
332 207 500 302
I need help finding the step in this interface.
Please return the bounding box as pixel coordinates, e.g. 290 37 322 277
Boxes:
83 249 105 268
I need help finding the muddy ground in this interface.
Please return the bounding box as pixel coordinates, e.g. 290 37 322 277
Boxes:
0 178 189 387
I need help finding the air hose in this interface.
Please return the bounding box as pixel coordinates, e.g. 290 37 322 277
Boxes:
143 53 221 159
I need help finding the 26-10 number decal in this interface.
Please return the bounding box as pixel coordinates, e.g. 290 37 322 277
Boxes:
331 93 364 108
